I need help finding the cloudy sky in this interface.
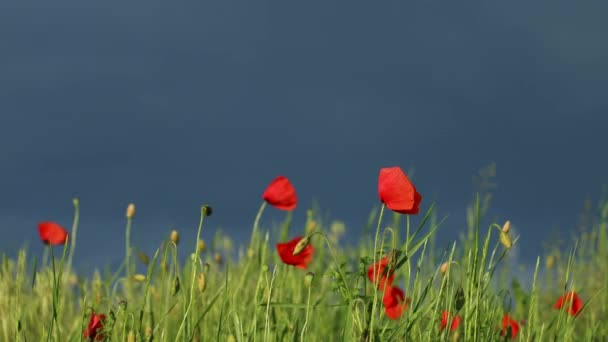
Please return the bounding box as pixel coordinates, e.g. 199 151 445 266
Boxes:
1 1 607 269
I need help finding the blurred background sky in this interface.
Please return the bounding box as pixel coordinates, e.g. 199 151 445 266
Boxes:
1 1 607 271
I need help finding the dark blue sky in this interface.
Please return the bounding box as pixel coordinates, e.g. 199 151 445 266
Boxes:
1 1 607 269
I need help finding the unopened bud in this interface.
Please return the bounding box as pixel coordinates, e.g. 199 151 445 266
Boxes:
292 236 310 256
73 197 80 207
502 220 511 234
304 272 314 288
499 231 512 249
214 253 223 264
197 273 207 292
126 203 136 219
306 220 317 235
132 274 146 282
172 276 181 295
145 325 153 339
170 230 180 245
127 330 136 342
197 240 206 253
440 262 449 275
546 255 555 269
138 251 150 266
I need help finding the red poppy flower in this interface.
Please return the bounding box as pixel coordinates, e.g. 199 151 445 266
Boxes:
262 176 297 211
37 221 68 245
83 312 106 341
501 313 520 339
382 286 411 320
440 310 461 331
554 291 583 316
378 167 422 215
276 236 313 269
367 256 395 290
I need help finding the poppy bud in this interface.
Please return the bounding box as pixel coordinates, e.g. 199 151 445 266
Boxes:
546 255 555 269
172 276 180 295
262 264 269 273
454 287 465 311
440 262 449 275
501 220 511 234
73 197 80 207
202 205 213 217
304 272 314 288
197 240 206 253
132 274 146 282
145 326 153 339
292 236 310 256
139 251 150 266
197 273 206 292
126 203 136 219
170 230 180 245
499 231 512 249
118 300 128 311
214 253 223 264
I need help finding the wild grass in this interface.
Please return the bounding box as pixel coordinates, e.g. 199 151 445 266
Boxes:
1 177 607 341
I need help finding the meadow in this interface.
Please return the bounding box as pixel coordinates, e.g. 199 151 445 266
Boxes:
1 166 606 341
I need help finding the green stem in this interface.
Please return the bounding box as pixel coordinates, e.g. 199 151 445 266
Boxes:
300 283 313 341
175 206 206 341
125 216 133 296
368 205 385 341
67 198 80 273
250 201 268 253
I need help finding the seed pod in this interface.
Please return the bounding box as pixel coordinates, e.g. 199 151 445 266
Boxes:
202 205 213 217
197 240 206 253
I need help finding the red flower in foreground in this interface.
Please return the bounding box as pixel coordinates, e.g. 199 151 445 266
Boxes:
367 256 395 290
501 314 520 339
378 167 422 215
382 286 411 320
554 291 583 316
83 312 106 341
440 310 461 332
37 221 68 245
262 176 297 211
276 236 313 269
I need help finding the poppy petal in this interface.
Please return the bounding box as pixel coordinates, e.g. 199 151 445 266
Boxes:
367 256 395 290
378 167 422 215
38 221 68 245
262 176 297 211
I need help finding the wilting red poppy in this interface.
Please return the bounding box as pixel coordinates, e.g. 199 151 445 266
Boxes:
501 313 520 339
440 310 461 331
378 167 422 215
262 176 297 211
37 221 68 245
554 291 583 316
83 312 106 341
367 256 395 290
276 236 313 269
382 286 411 320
